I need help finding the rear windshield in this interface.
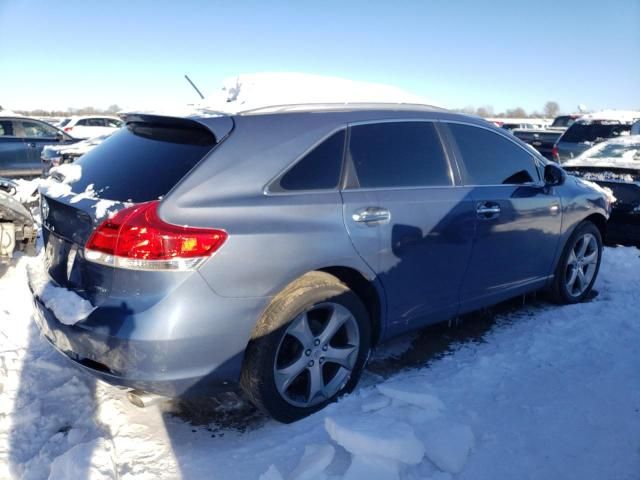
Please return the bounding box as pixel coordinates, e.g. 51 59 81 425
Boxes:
561 123 630 143
551 116 575 128
70 122 216 202
59 119 71 127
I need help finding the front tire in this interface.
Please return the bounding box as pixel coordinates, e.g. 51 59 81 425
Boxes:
240 272 371 423
551 221 603 304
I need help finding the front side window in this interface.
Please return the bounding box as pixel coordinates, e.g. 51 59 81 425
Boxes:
0 120 14 136
448 123 539 185
21 121 58 138
278 130 345 191
348 121 451 188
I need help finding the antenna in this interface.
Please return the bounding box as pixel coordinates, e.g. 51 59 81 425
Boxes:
184 74 205 100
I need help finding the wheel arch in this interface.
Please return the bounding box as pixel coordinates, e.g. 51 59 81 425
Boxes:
583 212 607 242
317 266 385 346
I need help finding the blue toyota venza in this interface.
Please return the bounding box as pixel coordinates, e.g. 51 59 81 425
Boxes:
31 105 609 422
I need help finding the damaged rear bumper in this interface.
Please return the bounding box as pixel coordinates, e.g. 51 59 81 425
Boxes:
28 266 270 398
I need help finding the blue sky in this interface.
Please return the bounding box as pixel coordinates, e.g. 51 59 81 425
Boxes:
1 0 639 113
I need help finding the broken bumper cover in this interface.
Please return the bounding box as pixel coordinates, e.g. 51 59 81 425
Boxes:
28 269 270 398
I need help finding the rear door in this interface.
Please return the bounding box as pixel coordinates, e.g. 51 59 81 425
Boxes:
442 122 562 312
341 121 476 333
0 119 31 176
18 120 61 174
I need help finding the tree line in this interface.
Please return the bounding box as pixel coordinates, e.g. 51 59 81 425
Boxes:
11 101 564 119
454 101 561 118
12 104 122 117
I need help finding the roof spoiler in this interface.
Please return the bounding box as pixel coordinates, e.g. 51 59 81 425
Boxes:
121 113 234 144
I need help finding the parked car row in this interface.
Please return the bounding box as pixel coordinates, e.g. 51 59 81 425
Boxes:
58 116 123 139
563 135 640 244
0 115 123 178
29 104 610 423
514 110 640 163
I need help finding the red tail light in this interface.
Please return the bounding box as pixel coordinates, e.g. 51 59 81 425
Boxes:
552 146 559 161
85 201 227 271
64 127 73 132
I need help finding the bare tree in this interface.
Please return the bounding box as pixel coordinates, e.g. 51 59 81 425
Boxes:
543 101 560 118
505 107 527 118
475 105 494 118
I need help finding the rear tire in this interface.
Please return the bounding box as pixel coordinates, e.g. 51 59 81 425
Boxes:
551 221 602 304
240 272 371 423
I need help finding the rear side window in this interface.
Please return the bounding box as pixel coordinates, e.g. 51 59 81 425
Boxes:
561 123 631 143
70 122 216 202
448 123 539 185
348 122 451 188
278 130 345 191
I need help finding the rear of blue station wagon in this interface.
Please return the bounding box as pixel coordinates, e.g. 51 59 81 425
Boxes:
32 106 609 422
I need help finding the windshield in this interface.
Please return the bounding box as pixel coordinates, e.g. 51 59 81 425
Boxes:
561 123 630 143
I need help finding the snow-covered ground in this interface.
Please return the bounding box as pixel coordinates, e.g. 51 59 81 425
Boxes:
1 245 639 480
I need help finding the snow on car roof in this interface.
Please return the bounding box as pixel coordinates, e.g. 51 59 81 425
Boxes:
576 110 640 124
206 72 441 114
124 72 442 118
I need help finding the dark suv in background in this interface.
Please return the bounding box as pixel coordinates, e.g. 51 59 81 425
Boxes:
554 119 635 163
0 117 77 177
31 105 609 422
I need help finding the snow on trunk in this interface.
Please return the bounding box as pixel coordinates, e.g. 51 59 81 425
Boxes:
27 254 95 326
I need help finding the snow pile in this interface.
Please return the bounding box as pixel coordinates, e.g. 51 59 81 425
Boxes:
26 253 95 325
376 377 446 412
289 443 335 480
420 419 474 474
48 438 117 480
204 73 439 113
1 245 640 479
325 415 425 464
38 163 83 200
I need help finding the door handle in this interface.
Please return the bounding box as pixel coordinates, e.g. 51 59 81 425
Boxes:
27 142 37 148
476 202 501 219
352 207 391 226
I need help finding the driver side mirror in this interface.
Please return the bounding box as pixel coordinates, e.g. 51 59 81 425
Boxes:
544 163 565 187
55 132 66 142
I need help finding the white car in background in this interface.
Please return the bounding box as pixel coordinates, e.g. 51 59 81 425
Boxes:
41 133 112 174
59 115 123 139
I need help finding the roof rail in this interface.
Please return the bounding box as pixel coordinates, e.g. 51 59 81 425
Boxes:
236 102 447 115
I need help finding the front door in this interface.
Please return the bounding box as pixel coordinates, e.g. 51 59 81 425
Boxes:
443 122 562 312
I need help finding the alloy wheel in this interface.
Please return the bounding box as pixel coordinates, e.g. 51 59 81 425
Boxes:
273 302 360 408
565 232 599 297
